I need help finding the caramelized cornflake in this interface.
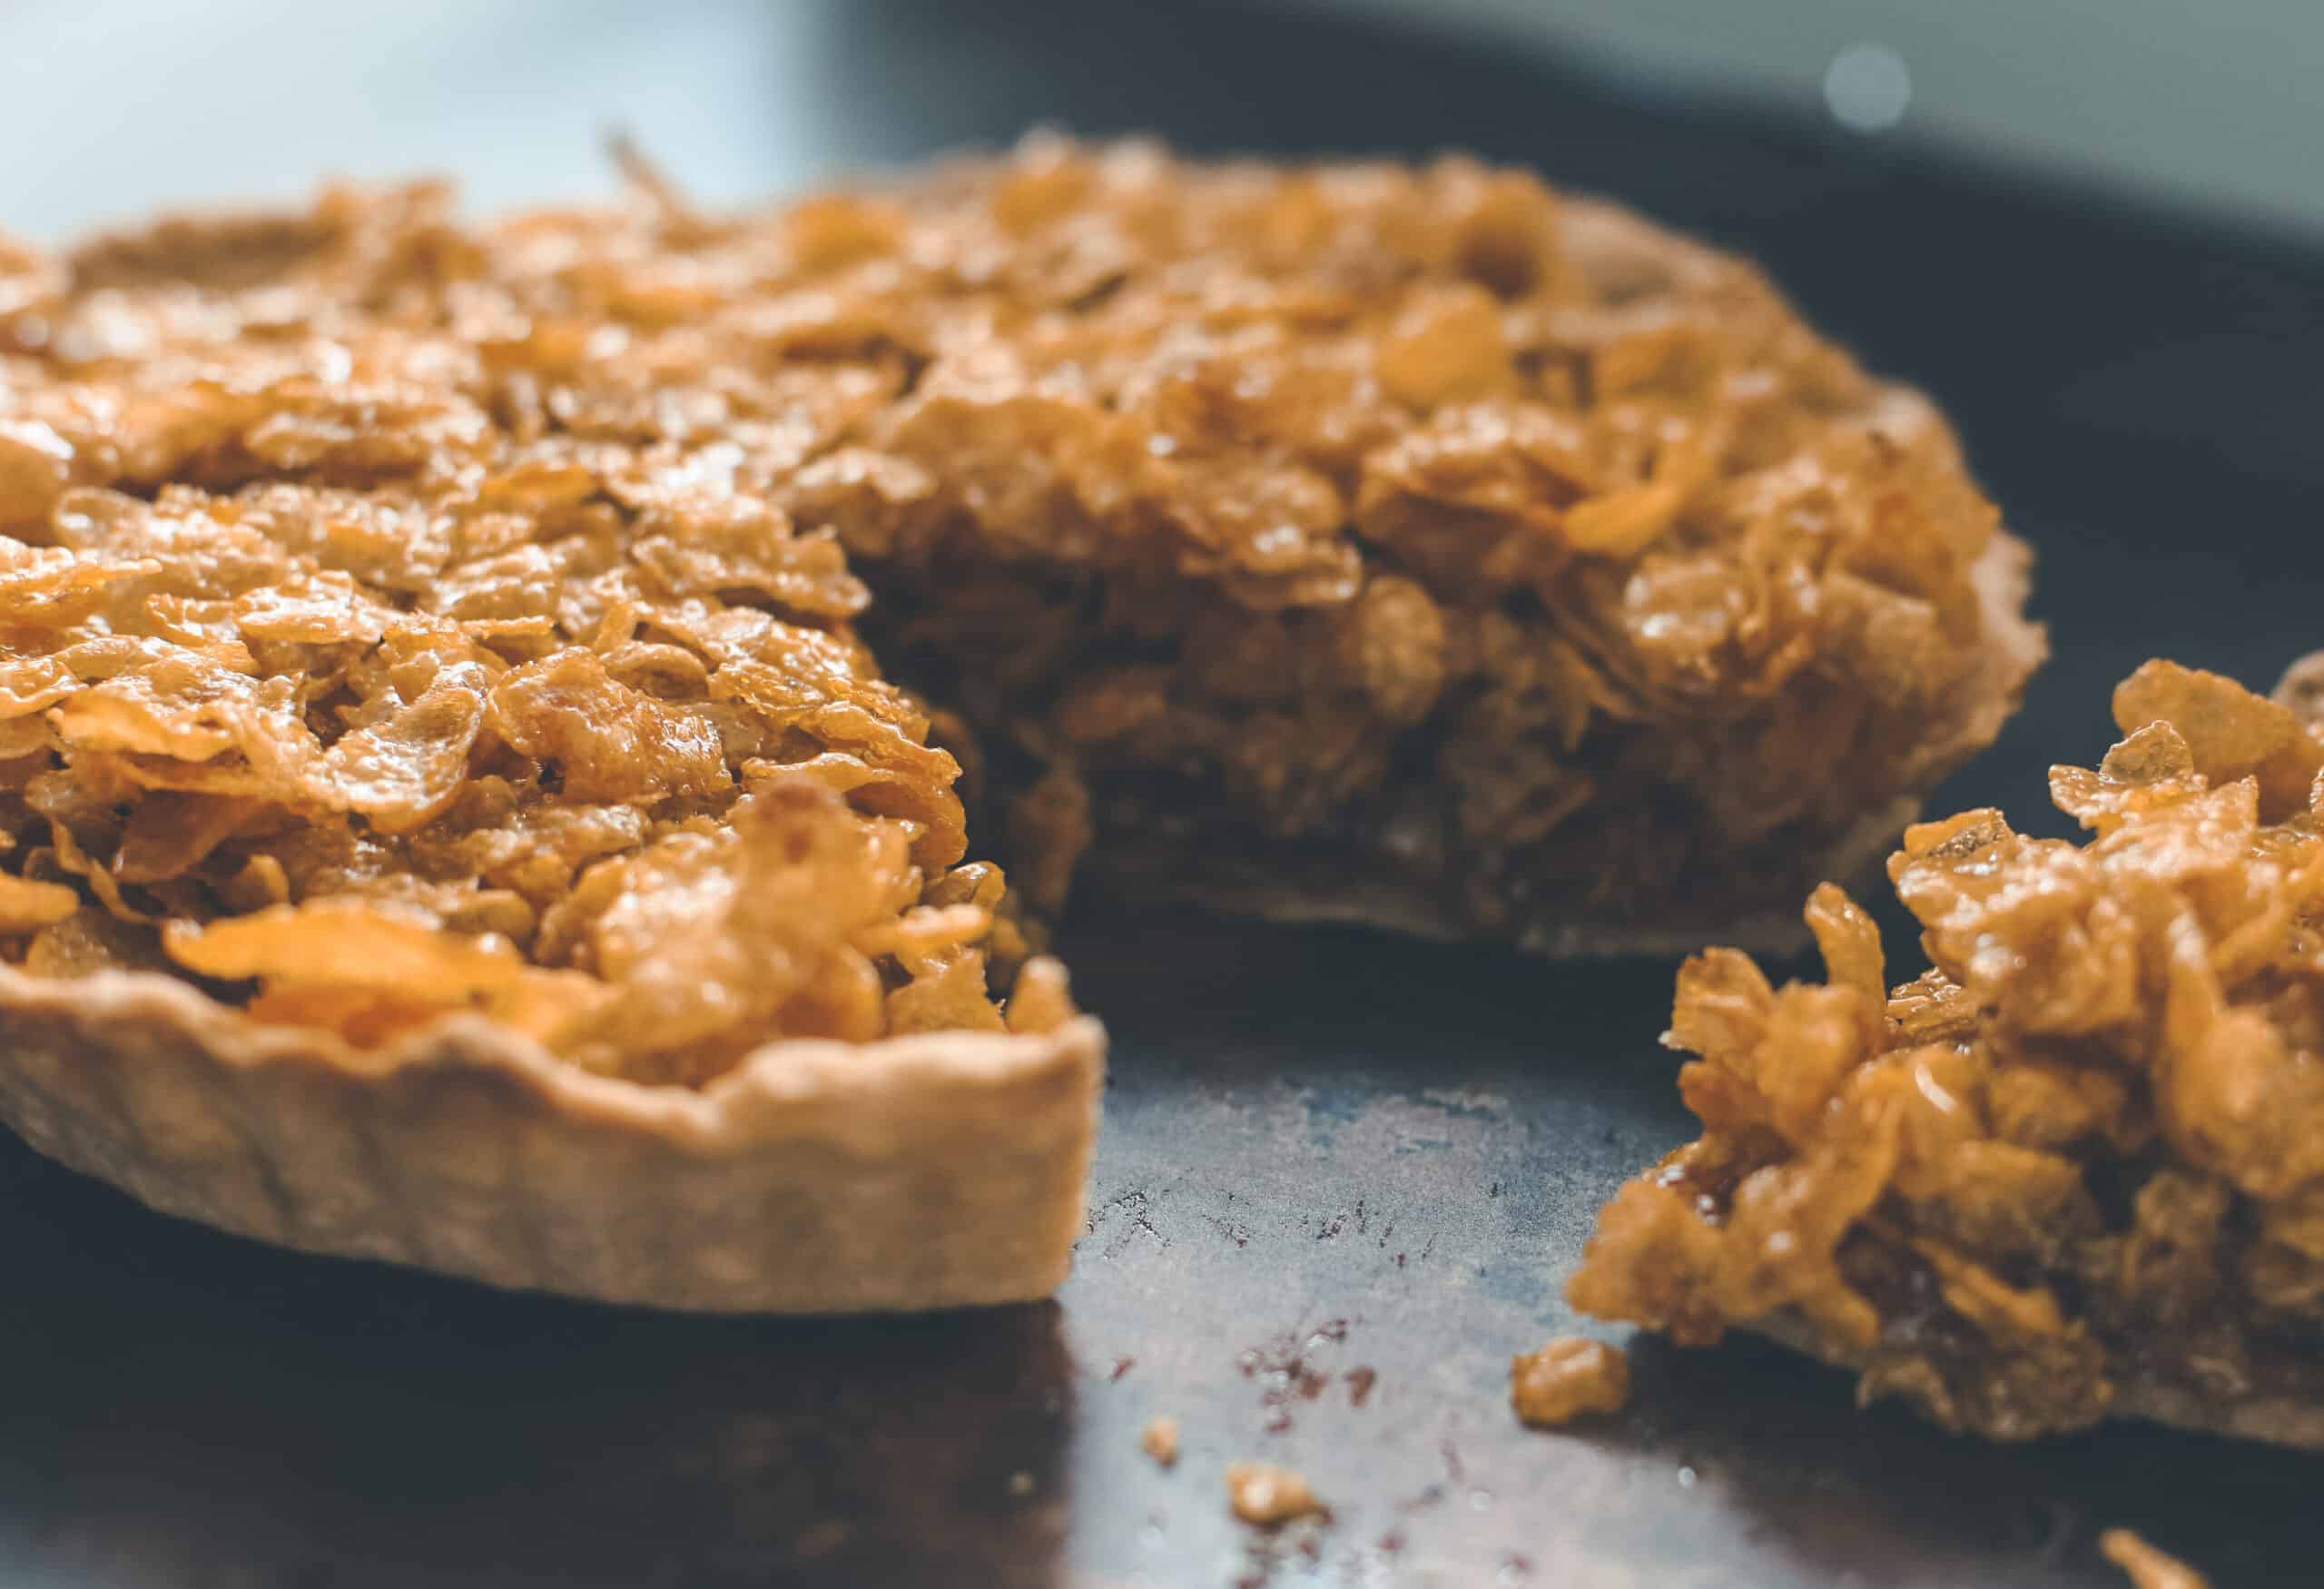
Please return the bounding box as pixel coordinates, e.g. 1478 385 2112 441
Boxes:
1571 658 2324 1439
1510 1336 1631 1427
0 135 2024 1081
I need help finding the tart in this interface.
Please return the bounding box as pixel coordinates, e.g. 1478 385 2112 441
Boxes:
0 137 2035 1311
1571 658 2324 1447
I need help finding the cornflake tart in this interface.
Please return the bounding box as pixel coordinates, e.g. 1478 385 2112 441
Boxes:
0 136 2034 1311
1571 659 2324 1447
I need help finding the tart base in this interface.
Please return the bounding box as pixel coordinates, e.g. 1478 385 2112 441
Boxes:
0 965 1104 1313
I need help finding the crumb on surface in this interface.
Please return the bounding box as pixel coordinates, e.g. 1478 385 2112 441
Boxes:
1226 1461 1326 1525
2100 1528 2211 1589
1510 1336 1631 1427
1140 1415 1179 1467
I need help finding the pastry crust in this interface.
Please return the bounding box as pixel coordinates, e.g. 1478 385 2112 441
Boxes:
0 962 1103 1312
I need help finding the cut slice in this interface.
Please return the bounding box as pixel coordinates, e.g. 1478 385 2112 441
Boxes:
0 966 1099 1313
1570 657 2324 1446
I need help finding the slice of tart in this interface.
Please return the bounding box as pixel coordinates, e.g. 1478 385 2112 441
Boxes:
0 183 1100 1313
1570 658 2324 1447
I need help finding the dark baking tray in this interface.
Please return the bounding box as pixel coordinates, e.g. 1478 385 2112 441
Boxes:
3 2 2319 1584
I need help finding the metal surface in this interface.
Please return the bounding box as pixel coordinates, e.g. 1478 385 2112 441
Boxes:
2 2 2319 1584
0 925 2312 1586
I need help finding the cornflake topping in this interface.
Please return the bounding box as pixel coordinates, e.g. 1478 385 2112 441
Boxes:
0 178 1069 1084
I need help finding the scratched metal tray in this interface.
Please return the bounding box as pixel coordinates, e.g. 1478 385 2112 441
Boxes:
2 2 2318 1584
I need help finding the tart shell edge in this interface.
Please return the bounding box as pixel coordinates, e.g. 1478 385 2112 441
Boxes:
0 962 1105 1312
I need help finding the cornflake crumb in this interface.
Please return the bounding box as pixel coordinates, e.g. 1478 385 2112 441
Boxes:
1510 1337 1631 1427
2099 1528 2211 1589
1225 1461 1327 1526
1141 1416 1179 1467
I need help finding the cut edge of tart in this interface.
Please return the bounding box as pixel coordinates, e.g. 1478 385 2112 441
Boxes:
1569 656 2324 1447
0 956 1103 1312
1104 525 2037 959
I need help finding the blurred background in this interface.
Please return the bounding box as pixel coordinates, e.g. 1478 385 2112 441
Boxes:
1324 0 2323 235
5 0 2319 237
